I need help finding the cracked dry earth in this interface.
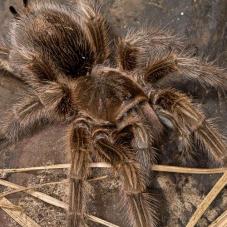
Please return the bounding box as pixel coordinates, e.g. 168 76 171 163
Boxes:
0 0 227 226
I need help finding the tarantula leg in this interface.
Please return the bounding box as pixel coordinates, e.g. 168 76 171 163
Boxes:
143 51 227 90
37 82 76 121
116 27 183 72
93 130 159 227
142 52 178 84
67 120 92 227
116 30 149 71
151 89 227 165
79 0 110 63
0 94 51 150
0 46 9 55
0 58 14 74
147 26 183 51
0 81 75 151
0 81 76 150
175 55 227 90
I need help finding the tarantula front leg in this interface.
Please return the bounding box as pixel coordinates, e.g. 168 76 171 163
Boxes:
116 27 183 72
0 82 76 150
142 50 227 90
67 119 93 227
0 93 52 150
93 129 159 227
150 89 227 165
116 30 150 71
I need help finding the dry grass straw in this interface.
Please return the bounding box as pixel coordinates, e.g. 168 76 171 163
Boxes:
0 178 119 227
0 179 68 199
1 163 226 174
209 210 227 227
151 165 227 174
87 214 119 227
0 162 112 176
0 197 41 227
0 175 112 227
0 164 70 176
0 163 227 227
0 176 107 199
0 179 67 209
186 172 227 227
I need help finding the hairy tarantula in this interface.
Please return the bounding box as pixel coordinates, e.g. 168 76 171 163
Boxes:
0 0 226 226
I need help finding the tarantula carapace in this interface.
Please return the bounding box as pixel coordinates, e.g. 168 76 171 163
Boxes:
0 0 226 226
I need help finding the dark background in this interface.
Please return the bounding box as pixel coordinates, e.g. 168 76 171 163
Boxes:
0 0 226 226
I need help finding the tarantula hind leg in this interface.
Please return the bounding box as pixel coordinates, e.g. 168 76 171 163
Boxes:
67 120 93 227
93 130 159 227
151 89 227 166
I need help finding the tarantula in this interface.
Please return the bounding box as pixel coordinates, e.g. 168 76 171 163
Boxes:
0 0 226 226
